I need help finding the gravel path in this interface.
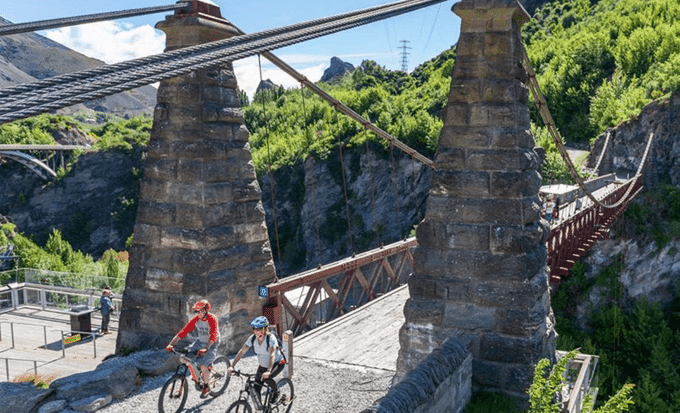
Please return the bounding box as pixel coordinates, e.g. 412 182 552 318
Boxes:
59 355 393 413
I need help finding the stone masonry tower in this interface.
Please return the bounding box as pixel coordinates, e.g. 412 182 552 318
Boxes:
396 0 555 402
116 0 276 355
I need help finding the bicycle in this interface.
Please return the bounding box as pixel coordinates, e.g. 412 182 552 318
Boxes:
226 370 294 413
158 348 231 413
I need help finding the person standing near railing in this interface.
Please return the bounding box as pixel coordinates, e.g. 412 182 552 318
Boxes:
98 287 115 334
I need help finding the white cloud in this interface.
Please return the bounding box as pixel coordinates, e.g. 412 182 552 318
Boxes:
44 21 165 64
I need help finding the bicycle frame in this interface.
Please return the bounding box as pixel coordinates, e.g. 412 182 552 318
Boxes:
232 371 266 410
176 352 204 386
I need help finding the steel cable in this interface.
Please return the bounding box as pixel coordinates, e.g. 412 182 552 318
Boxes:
0 3 190 37
0 0 446 122
0 17 380 120
0 0 439 103
0 0 404 99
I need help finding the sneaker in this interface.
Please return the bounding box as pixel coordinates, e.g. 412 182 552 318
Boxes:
200 384 210 399
270 391 280 404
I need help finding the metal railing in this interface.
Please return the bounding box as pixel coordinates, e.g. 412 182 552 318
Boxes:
263 237 416 336
0 282 122 314
546 176 642 283
559 351 600 413
0 282 119 381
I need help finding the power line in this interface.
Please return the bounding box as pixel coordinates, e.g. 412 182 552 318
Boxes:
399 40 411 72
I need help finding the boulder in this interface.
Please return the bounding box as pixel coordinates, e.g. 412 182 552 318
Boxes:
0 382 52 413
50 359 139 402
37 399 68 413
69 394 113 412
128 349 178 376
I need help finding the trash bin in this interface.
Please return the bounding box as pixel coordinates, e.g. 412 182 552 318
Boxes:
69 304 93 335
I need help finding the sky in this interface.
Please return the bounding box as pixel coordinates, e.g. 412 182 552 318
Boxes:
2 0 461 99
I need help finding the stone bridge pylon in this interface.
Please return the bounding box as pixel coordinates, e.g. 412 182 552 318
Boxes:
116 1 276 355
396 0 556 403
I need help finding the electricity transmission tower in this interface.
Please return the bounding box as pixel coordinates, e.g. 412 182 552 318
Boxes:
399 40 411 72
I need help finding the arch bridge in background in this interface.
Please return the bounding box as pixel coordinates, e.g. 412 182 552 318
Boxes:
0 144 89 180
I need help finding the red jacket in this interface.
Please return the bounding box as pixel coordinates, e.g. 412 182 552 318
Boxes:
177 313 219 344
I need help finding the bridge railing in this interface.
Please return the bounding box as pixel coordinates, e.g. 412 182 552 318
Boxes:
262 237 416 336
547 177 642 283
0 282 122 315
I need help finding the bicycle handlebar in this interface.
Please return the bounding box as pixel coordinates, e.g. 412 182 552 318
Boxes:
229 369 256 379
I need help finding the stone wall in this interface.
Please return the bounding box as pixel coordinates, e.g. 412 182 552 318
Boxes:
362 338 472 413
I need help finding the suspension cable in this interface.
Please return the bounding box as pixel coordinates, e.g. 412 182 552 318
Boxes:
258 55 282 281
0 3 190 37
0 0 447 124
0 0 415 98
589 129 612 177
338 135 356 256
250 42 435 168
300 86 324 259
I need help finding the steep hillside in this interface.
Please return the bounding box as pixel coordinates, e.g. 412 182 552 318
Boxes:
0 16 156 118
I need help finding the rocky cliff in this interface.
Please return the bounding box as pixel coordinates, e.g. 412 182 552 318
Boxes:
578 92 680 315
0 148 143 257
320 57 355 82
260 143 430 276
587 93 680 188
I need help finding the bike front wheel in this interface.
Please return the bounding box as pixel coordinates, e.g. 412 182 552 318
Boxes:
209 355 231 396
226 399 252 413
158 374 188 413
274 377 294 413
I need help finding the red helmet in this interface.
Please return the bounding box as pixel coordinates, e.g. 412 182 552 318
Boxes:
192 299 211 312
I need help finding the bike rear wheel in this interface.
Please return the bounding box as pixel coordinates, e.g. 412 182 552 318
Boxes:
209 355 231 396
226 399 252 413
158 374 188 413
274 377 294 413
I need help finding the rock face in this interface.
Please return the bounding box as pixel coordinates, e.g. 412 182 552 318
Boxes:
580 238 680 322
260 144 430 276
0 16 156 118
588 93 680 188
116 3 276 356
255 78 280 94
0 149 143 256
395 0 555 404
320 57 355 82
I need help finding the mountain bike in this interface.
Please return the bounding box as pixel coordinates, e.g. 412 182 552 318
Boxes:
226 370 294 413
158 348 231 413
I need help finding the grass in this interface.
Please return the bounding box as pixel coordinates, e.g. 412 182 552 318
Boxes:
12 372 58 389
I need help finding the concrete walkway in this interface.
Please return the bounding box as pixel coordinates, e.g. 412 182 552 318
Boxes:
0 306 118 382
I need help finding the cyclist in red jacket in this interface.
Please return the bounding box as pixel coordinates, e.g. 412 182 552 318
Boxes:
166 299 220 398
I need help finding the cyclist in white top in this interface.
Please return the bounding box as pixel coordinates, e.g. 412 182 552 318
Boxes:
228 316 286 404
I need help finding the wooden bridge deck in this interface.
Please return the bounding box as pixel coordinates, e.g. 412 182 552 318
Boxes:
293 284 408 372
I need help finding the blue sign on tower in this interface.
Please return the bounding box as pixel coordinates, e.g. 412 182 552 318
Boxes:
258 285 269 299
